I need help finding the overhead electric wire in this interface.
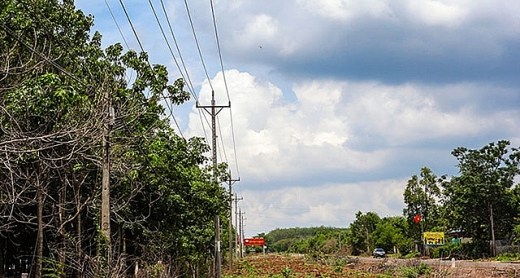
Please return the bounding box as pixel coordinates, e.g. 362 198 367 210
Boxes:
209 0 230 101
198 111 211 153
208 0 241 177
159 0 198 101
117 0 146 54
149 0 197 101
105 0 130 49
117 0 184 138
183 0 214 92
216 116 229 167
113 0 240 176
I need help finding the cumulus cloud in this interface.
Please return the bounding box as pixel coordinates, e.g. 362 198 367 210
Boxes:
76 0 520 237
205 0 520 84
239 179 408 236
186 70 519 192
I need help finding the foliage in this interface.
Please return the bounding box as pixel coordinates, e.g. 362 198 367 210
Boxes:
441 140 520 255
0 1 223 277
430 242 465 259
372 216 413 255
348 211 381 255
267 226 348 254
397 262 431 278
281 266 292 277
403 167 444 239
495 252 520 262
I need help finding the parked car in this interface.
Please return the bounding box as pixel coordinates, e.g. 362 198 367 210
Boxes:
372 247 386 258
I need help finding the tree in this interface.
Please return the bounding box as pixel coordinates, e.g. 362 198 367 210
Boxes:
403 167 444 241
1 1 225 277
348 211 381 255
442 140 520 257
371 216 412 255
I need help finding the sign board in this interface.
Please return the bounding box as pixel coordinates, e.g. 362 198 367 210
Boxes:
243 237 265 246
423 232 445 246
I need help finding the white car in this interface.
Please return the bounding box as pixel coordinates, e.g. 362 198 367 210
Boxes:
372 248 386 258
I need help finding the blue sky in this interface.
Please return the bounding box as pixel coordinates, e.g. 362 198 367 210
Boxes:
75 0 520 237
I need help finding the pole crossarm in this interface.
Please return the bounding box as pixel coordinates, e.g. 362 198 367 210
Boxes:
195 90 230 278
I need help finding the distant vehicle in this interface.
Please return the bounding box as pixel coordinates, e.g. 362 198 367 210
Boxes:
372 248 386 258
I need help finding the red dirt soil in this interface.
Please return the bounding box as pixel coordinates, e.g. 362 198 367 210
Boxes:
225 254 520 277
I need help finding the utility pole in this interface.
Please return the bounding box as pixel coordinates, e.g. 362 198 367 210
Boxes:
196 90 230 278
234 195 243 259
490 203 496 256
239 210 246 258
227 176 240 271
101 91 114 267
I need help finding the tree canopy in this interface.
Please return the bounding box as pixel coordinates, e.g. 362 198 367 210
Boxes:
1 1 227 277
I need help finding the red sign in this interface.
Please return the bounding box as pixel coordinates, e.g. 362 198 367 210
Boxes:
243 237 265 246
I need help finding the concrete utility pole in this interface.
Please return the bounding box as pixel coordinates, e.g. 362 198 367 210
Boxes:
239 210 246 258
227 176 240 271
196 90 230 278
234 195 243 259
490 203 496 256
101 91 114 265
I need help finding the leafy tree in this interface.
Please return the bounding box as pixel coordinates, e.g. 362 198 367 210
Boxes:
371 216 413 255
348 211 381 255
403 167 444 240
1 1 223 277
442 140 520 257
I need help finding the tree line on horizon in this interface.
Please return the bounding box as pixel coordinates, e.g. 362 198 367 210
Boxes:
262 140 520 259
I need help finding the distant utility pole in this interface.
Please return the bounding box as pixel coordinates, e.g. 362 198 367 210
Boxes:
239 210 246 258
227 176 240 271
234 195 243 259
196 90 230 278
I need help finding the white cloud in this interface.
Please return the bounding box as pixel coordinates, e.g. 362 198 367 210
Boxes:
296 0 393 22
238 179 408 236
405 0 468 28
75 0 520 238
187 70 519 196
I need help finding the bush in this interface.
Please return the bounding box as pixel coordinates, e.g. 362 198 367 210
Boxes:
398 262 431 278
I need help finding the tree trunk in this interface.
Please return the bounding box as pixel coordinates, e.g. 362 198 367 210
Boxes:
59 176 67 278
36 175 43 278
0 237 4 278
73 170 82 278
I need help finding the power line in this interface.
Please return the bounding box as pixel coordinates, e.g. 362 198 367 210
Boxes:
183 0 214 92
159 0 198 101
217 116 229 165
208 0 241 177
209 0 230 101
149 0 197 101
117 0 184 138
117 0 146 53
105 0 130 49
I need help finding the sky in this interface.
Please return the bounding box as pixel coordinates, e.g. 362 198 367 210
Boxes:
75 0 520 237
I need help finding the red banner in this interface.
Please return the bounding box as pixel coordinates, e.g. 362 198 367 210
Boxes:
243 237 265 246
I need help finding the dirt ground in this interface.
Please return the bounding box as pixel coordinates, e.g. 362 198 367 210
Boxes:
226 254 520 277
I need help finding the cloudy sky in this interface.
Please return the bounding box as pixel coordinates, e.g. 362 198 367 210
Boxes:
75 0 520 237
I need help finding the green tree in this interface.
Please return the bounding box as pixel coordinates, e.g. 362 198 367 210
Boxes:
0 1 223 277
371 216 413 255
403 167 444 240
348 211 381 255
442 140 520 257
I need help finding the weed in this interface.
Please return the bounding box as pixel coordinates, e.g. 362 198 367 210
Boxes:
281 266 292 278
